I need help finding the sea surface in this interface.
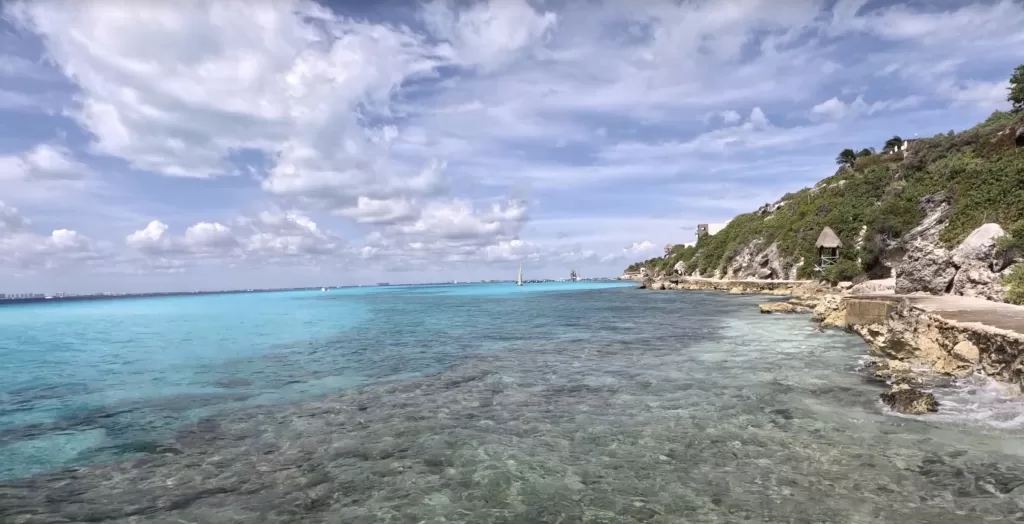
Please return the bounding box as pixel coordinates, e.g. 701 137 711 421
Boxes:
2 282 1024 523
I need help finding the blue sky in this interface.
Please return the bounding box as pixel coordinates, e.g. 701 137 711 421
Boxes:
0 0 1021 293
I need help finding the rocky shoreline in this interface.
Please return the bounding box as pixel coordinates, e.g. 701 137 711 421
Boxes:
637 276 1024 416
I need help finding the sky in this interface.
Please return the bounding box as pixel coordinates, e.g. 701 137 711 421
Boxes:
0 0 1021 294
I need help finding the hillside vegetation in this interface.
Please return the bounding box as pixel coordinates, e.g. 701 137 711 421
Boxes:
628 66 1024 300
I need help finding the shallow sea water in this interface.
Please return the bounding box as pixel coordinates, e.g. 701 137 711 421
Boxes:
3 283 1024 523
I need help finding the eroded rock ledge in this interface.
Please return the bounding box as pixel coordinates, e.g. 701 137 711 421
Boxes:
819 294 1024 391
640 276 824 296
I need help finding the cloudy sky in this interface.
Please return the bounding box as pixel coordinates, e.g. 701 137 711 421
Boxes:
0 0 1020 293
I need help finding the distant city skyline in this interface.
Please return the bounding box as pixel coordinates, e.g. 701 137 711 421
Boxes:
1 0 1020 293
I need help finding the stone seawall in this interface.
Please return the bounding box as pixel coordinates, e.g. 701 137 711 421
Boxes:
827 295 1024 390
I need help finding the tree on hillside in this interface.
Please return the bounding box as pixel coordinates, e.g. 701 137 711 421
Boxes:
835 148 857 168
882 135 904 153
1010 64 1024 113
856 147 875 158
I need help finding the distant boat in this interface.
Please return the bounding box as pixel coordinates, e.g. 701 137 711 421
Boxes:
321 287 327 292
517 264 523 286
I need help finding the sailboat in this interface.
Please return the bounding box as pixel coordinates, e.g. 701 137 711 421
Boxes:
517 263 524 286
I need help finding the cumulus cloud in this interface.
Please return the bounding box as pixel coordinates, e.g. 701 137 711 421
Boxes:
0 201 30 232
599 240 660 262
810 95 923 121
393 199 527 243
124 211 343 266
0 144 87 181
0 201 100 269
125 221 174 254
3 0 1023 289
419 0 557 70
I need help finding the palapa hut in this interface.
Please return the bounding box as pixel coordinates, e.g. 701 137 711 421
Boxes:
815 227 843 269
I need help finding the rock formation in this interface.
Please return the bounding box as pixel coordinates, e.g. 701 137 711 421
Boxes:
889 190 1015 300
848 278 895 295
893 193 955 294
725 241 790 280
672 260 687 276
811 295 845 328
880 384 939 415
950 223 1009 301
758 302 812 314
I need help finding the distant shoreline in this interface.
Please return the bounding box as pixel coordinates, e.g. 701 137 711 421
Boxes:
0 278 624 307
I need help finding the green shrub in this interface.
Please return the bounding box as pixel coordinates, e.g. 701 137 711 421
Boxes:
853 151 902 171
822 258 863 284
1004 264 1024 305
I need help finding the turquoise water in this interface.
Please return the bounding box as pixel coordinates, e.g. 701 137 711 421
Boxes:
4 282 1024 522
0 282 630 479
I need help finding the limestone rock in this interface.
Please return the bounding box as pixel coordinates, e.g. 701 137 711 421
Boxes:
894 239 956 295
849 278 895 295
951 339 980 365
725 240 790 280
951 260 1006 301
946 223 1009 301
861 359 914 384
811 294 846 328
891 193 954 294
880 384 939 415
758 302 811 314
837 281 854 291
672 260 687 275
951 223 1005 268
788 296 820 309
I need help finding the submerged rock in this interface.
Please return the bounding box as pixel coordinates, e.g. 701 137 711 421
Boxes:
880 384 939 414
758 302 811 314
861 359 916 384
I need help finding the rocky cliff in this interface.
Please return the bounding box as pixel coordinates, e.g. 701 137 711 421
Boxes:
627 109 1024 304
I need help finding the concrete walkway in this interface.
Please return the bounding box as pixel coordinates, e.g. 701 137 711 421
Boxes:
852 294 1024 335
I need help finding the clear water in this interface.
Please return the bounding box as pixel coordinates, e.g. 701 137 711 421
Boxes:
2 283 1024 523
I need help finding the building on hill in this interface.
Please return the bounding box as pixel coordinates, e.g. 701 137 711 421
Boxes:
815 227 843 270
695 221 730 239
892 138 919 154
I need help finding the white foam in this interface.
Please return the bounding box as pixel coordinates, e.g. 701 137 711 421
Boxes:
927 374 1024 429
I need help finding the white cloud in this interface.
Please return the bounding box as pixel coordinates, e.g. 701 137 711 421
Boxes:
600 240 659 262
419 0 557 71
183 222 237 252
720 110 742 124
0 144 88 181
0 201 101 269
936 79 1012 111
810 95 923 121
125 220 175 254
125 211 343 265
3 0 1024 290
391 198 527 246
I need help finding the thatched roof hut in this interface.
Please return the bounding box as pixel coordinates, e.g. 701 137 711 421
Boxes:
815 227 843 249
